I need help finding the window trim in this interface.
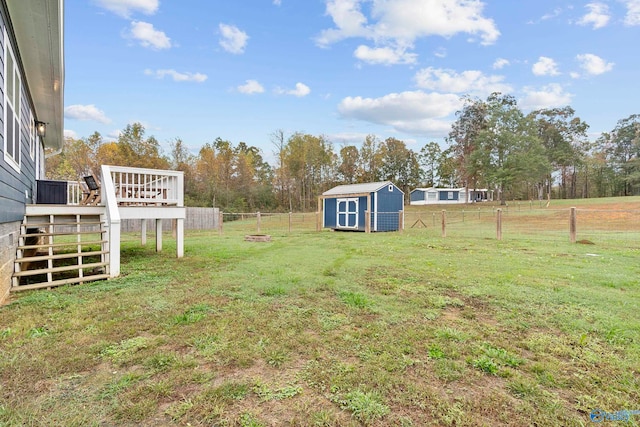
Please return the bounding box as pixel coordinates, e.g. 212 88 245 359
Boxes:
29 110 35 160
3 27 21 173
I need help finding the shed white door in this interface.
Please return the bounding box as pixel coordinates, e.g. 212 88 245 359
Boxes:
337 198 358 229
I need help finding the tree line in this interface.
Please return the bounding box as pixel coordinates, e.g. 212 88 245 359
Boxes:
48 94 640 211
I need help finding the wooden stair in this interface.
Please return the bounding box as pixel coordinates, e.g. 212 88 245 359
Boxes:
12 212 110 292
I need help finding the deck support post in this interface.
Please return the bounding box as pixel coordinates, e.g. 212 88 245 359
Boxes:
141 219 147 246
176 218 184 258
156 219 163 252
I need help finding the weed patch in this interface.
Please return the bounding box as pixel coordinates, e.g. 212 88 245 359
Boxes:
253 380 302 401
333 389 390 424
100 336 150 365
338 291 372 309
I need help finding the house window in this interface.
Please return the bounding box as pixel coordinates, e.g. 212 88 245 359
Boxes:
448 191 454 200
4 29 21 172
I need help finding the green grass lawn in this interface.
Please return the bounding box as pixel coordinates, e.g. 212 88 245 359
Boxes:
1 206 640 426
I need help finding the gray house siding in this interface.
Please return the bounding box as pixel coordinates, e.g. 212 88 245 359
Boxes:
0 9 39 225
0 5 41 304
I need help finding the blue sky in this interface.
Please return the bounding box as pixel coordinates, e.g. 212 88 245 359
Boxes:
64 0 640 162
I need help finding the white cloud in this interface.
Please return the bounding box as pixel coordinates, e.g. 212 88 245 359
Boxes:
338 90 463 136
237 80 265 94
316 0 500 63
527 7 564 24
106 129 123 140
128 21 171 50
434 47 447 58
370 0 500 45
532 56 560 76
316 0 370 46
623 0 640 25
144 69 207 83
328 132 374 145
493 58 510 69
576 53 614 75
541 8 563 20
414 67 512 96
219 24 249 54
93 0 158 18
354 45 417 65
64 104 112 124
64 129 79 139
273 0 282 5
519 84 573 110
275 82 311 97
577 2 610 29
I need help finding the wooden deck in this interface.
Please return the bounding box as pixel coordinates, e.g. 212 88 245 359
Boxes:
11 166 186 292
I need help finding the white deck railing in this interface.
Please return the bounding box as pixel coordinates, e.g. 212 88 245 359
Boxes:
105 165 184 206
67 181 83 205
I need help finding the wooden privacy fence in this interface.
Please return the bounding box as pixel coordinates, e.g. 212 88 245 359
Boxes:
120 207 219 232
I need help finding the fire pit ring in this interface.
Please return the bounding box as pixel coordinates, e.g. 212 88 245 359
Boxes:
244 234 272 242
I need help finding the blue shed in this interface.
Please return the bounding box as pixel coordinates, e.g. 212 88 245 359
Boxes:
320 182 404 232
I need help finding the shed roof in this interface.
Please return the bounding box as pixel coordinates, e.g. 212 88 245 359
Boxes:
413 187 467 192
323 181 401 196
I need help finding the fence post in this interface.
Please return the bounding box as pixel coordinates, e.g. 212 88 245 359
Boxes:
496 208 502 240
316 211 320 232
478 207 481 219
289 212 292 233
398 210 403 233
570 207 577 243
219 211 223 236
441 210 446 238
365 210 370 233
257 212 261 233
433 212 436 227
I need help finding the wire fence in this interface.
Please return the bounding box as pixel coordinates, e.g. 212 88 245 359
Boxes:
220 212 319 235
404 207 640 247
208 207 640 249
